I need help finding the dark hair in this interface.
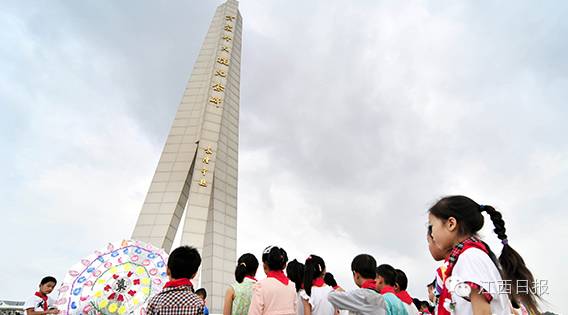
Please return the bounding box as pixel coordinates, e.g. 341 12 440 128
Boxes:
427 279 435 288
376 264 396 286
286 259 304 292
394 269 408 291
429 195 540 314
351 254 376 279
324 272 337 288
167 246 201 279
412 298 421 310
235 253 259 283
195 288 207 299
262 246 288 271
40 276 57 286
303 254 326 296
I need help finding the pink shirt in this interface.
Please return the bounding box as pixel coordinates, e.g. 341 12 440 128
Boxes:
248 278 297 315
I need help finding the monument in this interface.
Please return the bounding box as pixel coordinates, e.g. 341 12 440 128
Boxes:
132 0 242 311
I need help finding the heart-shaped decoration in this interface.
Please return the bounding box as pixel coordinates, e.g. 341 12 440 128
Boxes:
55 298 67 305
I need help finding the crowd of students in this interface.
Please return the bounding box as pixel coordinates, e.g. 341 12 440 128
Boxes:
26 195 541 315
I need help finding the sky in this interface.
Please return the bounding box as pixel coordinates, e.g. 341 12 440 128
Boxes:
1 0 567 313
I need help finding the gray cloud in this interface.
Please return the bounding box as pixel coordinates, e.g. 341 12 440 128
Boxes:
1 0 566 312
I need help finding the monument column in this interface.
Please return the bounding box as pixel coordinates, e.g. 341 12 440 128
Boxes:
132 1 241 312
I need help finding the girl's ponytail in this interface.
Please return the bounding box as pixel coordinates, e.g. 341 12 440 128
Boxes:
234 253 259 283
481 205 540 314
303 254 325 296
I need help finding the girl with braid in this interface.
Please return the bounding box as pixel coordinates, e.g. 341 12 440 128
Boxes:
426 195 541 315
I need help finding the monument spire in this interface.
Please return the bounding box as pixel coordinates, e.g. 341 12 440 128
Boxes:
132 1 242 311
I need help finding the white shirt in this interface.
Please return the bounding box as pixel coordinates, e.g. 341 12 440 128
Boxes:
328 288 386 315
403 302 420 315
297 290 306 315
300 285 335 315
451 248 511 315
24 294 55 312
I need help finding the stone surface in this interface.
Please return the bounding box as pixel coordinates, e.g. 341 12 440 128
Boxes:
132 1 241 312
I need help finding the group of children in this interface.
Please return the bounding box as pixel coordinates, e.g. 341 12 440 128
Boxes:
26 195 541 315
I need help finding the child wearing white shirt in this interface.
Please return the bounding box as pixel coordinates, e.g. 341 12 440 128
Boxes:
24 276 60 315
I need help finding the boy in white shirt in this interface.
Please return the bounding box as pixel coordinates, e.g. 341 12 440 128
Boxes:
24 276 60 315
327 254 386 315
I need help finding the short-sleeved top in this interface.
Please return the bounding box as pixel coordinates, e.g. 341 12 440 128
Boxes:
327 288 387 315
248 278 297 315
299 285 335 315
296 289 306 315
451 248 511 315
24 295 55 312
381 293 408 315
146 285 204 315
231 277 256 315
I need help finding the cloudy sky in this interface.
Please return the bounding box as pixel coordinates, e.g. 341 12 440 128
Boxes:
1 0 567 312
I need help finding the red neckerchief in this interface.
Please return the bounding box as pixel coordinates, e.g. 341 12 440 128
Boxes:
396 290 413 305
361 279 378 291
380 285 396 295
35 292 48 311
245 276 258 282
267 270 289 285
312 278 325 287
163 278 193 288
437 237 488 315
332 285 340 290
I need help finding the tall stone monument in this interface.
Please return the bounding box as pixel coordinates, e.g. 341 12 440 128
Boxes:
132 0 241 311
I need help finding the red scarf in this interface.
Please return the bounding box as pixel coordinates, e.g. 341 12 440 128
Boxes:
312 278 325 287
437 237 488 315
396 290 413 305
35 292 48 311
164 278 193 288
245 276 258 282
380 285 396 295
361 279 377 291
267 270 289 285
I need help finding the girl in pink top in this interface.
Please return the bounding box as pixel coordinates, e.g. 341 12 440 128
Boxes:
248 246 297 315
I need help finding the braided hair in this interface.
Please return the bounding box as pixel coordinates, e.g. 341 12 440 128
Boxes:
429 195 540 314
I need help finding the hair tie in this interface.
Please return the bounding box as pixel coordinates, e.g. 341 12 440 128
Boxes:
479 204 486 212
263 245 275 254
501 239 509 245
239 262 247 267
